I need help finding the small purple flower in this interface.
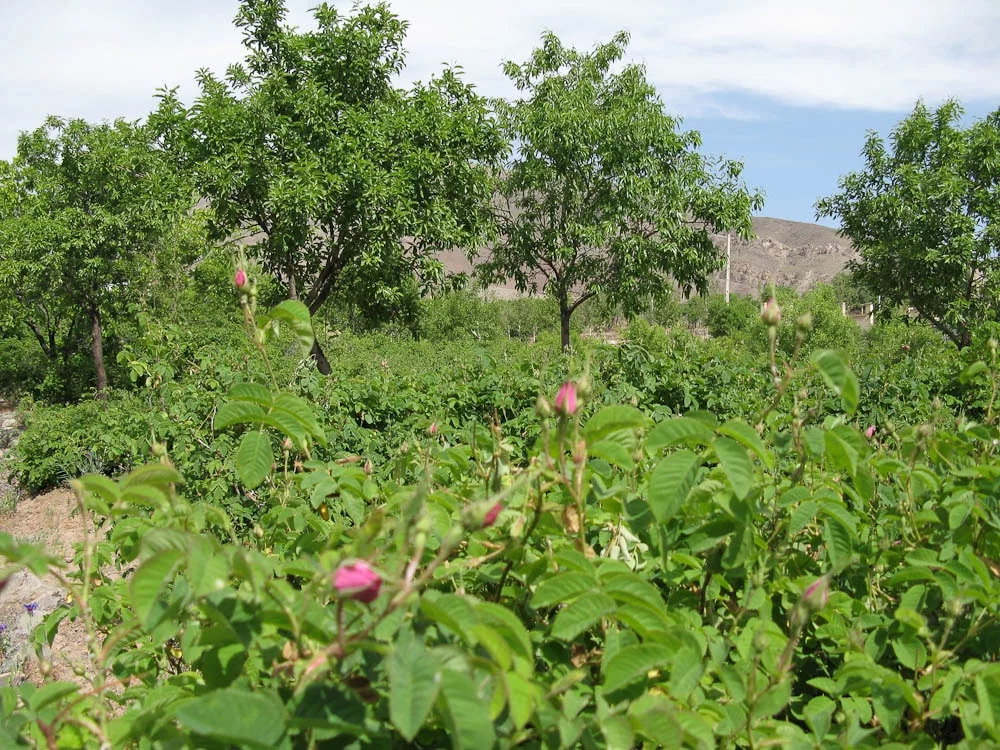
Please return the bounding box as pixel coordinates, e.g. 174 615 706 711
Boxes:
0 623 7 632
24 602 38 614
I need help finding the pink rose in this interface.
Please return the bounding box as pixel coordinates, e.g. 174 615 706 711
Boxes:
234 268 248 290
428 422 438 436
554 382 578 416
865 425 876 439
333 561 382 603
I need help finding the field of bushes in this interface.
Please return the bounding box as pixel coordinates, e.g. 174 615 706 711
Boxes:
2 271 1000 748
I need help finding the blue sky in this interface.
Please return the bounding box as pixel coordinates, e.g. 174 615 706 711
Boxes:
2 0 998 225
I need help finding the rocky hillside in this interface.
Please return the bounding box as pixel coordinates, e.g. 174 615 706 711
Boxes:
708 217 857 297
442 217 856 299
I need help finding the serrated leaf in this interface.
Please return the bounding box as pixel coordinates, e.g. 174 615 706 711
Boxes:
647 450 700 523
531 572 598 609
236 431 272 490
388 644 440 741
584 405 649 442
646 417 715 453
227 383 274 407
504 671 537 731
131 548 183 631
813 350 859 415
602 643 673 695
215 401 266 430
550 593 617 641
718 420 773 469
713 436 753 500
588 439 635 469
269 300 314 352
439 670 496 750
176 688 286 748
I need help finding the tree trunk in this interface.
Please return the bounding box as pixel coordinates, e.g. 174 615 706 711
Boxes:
560 302 572 351
287 260 297 300
91 308 108 397
310 338 332 375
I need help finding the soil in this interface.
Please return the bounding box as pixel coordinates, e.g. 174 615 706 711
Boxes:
0 403 94 686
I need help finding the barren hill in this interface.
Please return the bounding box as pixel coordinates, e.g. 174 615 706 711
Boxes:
708 217 857 297
441 216 856 299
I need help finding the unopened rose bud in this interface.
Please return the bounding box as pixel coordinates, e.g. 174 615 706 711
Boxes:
554 382 578 417
428 422 438 436
483 502 503 528
535 395 553 419
282 437 294 451
234 268 248 290
576 373 593 401
364 459 373 475
802 576 829 611
761 297 781 327
796 313 812 334
333 561 382 604
865 425 876 439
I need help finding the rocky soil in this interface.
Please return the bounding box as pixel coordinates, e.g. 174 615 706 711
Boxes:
0 404 93 686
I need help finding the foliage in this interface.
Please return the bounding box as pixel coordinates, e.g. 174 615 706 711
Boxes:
817 100 1000 348
0 117 188 395
154 0 506 373
6 293 1000 747
478 30 763 349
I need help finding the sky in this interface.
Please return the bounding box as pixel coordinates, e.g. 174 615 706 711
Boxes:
1 1 998 225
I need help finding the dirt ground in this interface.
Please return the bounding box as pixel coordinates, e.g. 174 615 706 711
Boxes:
0 487 96 686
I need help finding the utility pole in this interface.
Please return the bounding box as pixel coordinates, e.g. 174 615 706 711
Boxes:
725 233 731 304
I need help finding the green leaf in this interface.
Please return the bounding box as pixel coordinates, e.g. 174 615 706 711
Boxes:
176 688 287 748
504 671 537 731
961 360 989 384
269 300 314 352
130 548 184 631
977 667 1000 731
75 474 120 508
713 436 753 500
550 593 617 641
602 643 673 695
588 439 635 470
215 401 266 430
236 431 273 490
600 715 635 750
388 644 441 741
646 417 715 453
26 681 80 712
584 405 649 442
647 450 700 523
812 350 859 415
227 383 274 407
439 670 496 750
718 420 773 469
531 572 598 609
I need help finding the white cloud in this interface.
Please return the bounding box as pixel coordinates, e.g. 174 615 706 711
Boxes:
1 0 998 158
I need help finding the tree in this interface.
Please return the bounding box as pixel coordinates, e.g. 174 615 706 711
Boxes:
154 0 506 373
816 100 1000 348
0 117 185 395
477 32 763 350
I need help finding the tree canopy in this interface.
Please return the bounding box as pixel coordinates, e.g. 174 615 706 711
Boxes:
816 100 1000 348
0 117 186 395
154 0 506 372
477 31 764 349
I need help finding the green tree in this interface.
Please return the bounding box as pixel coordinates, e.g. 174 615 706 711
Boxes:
477 31 763 350
154 0 505 373
0 117 186 396
816 100 1000 348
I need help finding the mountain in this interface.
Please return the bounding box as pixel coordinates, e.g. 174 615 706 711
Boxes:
440 217 857 299
708 217 857 297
